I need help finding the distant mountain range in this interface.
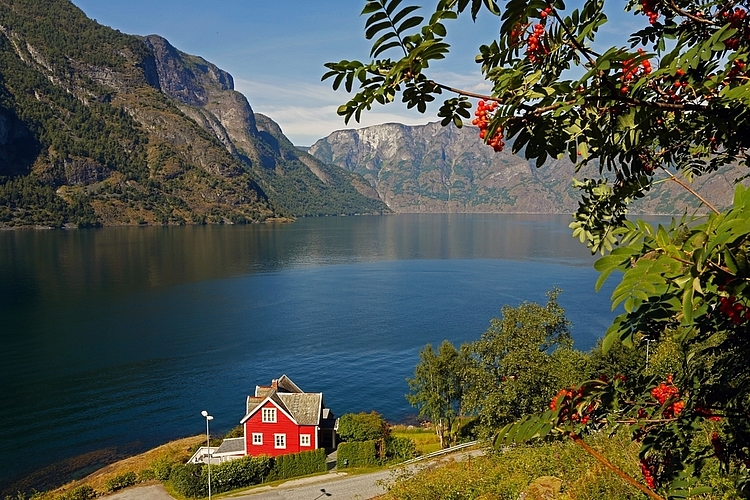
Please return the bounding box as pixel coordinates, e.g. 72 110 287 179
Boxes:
0 0 385 227
309 121 743 214
0 0 742 228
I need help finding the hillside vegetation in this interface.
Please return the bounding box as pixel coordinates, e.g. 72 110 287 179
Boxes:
0 0 386 228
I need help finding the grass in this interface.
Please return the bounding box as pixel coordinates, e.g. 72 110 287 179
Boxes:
380 430 745 500
390 424 442 455
382 432 650 500
37 435 204 499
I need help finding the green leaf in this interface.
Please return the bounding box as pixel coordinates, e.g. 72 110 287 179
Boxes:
397 15 425 35
366 21 394 40
391 5 421 27
682 283 694 325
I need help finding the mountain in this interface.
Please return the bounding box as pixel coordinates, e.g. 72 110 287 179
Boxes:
0 0 386 228
309 121 743 214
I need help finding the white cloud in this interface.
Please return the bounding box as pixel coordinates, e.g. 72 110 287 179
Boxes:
235 77 468 146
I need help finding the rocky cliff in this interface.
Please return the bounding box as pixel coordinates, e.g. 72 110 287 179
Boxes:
309 121 742 214
0 0 386 227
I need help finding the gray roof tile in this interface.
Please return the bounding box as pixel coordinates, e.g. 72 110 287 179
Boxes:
215 437 245 455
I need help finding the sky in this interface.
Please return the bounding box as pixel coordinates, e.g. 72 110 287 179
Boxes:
70 1 639 146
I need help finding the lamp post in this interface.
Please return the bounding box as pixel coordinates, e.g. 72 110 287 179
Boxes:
201 410 214 500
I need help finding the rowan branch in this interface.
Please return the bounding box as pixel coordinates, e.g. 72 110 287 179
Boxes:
659 166 721 214
569 432 666 500
667 0 715 24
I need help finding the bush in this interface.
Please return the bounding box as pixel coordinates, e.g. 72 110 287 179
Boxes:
385 437 418 461
138 468 156 481
54 485 96 500
168 464 206 499
210 455 272 493
151 455 173 481
267 449 326 481
337 412 389 442
104 471 137 492
337 440 378 468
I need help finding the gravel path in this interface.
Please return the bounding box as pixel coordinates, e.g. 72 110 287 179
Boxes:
102 484 174 500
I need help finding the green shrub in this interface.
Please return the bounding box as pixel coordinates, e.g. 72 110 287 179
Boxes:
223 425 244 439
385 437 418 461
54 485 96 500
138 468 156 481
267 449 326 481
337 412 389 442
104 471 137 492
210 455 272 493
168 464 206 499
337 440 378 468
151 455 173 481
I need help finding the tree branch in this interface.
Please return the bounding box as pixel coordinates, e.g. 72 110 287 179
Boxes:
667 0 715 24
568 432 666 500
659 166 720 214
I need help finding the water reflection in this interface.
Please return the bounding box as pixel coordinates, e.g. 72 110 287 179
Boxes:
0 214 609 494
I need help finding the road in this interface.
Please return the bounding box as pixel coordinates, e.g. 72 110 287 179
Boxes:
225 470 393 500
104 447 484 500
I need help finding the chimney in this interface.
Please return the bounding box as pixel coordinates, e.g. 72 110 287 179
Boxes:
271 379 278 390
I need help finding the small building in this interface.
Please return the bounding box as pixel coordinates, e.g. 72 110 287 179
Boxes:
241 375 337 457
193 375 338 464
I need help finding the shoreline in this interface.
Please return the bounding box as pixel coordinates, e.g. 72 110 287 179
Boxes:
2 436 204 499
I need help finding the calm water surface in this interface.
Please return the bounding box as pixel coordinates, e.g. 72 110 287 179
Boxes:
1 214 619 492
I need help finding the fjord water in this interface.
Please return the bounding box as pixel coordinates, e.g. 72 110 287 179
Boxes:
1 214 617 491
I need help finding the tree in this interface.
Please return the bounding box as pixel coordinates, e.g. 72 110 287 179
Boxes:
326 0 750 497
337 411 390 442
463 288 585 432
407 340 469 448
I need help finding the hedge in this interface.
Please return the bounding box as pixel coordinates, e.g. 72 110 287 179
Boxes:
168 450 326 497
386 436 418 461
267 448 327 481
211 455 272 493
168 464 206 499
337 440 378 468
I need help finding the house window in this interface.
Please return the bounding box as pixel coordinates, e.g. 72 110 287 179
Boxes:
274 433 286 449
262 408 277 423
252 433 263 445
300 434 311 447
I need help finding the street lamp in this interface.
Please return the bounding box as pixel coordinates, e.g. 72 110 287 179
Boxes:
201 410 214 500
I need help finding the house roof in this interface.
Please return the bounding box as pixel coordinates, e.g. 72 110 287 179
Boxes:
214 437 245 456
241 375 325 426
254 374 304 397
277 393 322 425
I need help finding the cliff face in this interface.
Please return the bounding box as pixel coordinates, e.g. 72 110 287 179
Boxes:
0 0 386 227
310 122 742 214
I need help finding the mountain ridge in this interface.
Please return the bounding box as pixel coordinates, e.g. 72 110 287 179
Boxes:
0 0 387 227
309 121 743 215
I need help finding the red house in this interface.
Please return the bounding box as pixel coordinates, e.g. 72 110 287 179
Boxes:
234 375 337 458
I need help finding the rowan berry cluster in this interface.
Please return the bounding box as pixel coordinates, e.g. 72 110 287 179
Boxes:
620 49 652 94
651 375 685 418
719 295 750 324
726 59 748 82
638 151 657 174
640 457 657 489
641 0 660 24
721 7 748 49
472 100 505 152
696 406 722 422
526 23 549 63
549 386 596 425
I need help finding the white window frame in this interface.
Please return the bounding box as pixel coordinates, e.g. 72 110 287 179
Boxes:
300 434 311 447
262 407 277 423
252 433 263 445
274 433 287 449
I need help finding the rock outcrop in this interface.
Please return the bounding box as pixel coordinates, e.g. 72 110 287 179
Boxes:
310 121 743 214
